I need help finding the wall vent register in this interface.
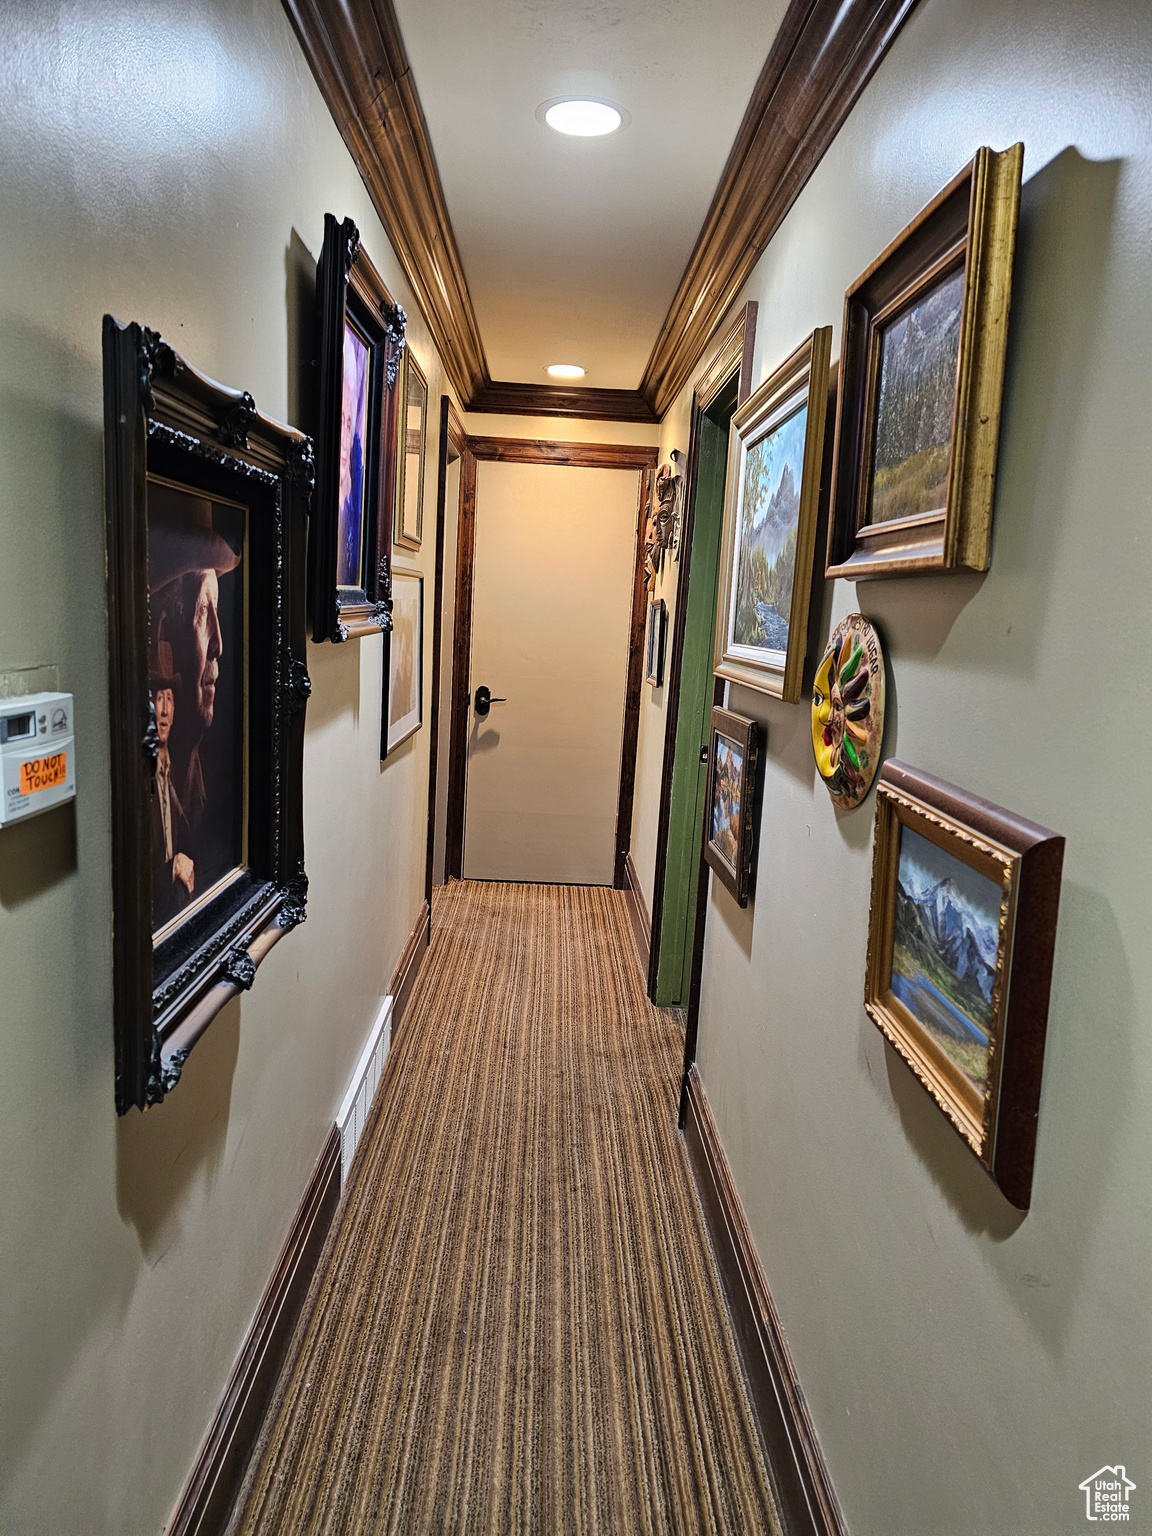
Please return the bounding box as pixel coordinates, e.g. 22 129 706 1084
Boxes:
336 996 394 1188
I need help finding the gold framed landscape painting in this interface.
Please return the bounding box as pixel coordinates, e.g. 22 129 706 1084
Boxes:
865 760 1064 1209
827 143 1023 579
715 327 831 702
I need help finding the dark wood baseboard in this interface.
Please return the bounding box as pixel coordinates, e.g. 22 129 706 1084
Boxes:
167 1125 341 1535
683 1067 847 1536
389 897 430 1038
624 851 652 977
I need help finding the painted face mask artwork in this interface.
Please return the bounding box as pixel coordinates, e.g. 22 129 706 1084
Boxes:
811 614 886 808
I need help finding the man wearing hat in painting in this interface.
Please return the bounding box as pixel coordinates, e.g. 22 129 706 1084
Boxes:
150 626 195 928
148 481 243 901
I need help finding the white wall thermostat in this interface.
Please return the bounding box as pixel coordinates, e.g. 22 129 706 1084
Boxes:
0 692 76 826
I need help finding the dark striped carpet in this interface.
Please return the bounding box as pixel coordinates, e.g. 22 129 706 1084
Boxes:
230 881 779 1535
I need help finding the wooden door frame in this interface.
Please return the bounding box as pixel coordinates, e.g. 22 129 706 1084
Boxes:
648 302 757 999
445 435 659 886
426 396 468 920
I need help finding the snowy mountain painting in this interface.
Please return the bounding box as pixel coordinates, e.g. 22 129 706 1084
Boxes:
731 403 808 653
891 825 1002 1091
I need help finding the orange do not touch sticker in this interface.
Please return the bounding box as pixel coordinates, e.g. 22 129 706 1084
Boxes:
20 753 67 795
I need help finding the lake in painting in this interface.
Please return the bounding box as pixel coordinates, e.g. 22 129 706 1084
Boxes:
731 402 807 655
891 825 1002 1091
868 265 964 526
710 734 744 868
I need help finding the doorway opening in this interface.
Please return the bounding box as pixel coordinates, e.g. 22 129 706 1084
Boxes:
444 437 657 887
647 302 757 1006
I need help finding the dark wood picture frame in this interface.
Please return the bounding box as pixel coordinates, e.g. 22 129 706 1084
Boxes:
715 326 832 701
703 706 759 908
645 597 667 687
394 347 428 551
827 143 1023 579
310 213 406 642
381 567 423 759
103 317 312 1114
865 760 1064 1208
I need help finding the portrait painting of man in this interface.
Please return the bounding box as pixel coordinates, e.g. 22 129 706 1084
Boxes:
147 477 247 936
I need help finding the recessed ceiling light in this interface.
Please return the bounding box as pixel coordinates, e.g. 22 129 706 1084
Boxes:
540 98 624 137
547 363 586 379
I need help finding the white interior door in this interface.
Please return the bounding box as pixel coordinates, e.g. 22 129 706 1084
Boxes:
463 459 639 884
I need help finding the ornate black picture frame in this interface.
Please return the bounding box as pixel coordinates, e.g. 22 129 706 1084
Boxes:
310 213 407 642
103 316 313 1114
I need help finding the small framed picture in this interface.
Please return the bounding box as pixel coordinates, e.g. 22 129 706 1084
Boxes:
703 707 759 907
827 144 1023 579
865 760 1064 1208
715 326 832 701
103 317 312 1113
645 597 667 687
310 213 406 642
381 567 423 758
393 349 428 550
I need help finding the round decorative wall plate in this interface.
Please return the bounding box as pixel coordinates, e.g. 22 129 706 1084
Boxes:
811 614 886 809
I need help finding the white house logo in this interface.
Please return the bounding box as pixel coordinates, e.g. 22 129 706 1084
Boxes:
1079 1466 1135 1521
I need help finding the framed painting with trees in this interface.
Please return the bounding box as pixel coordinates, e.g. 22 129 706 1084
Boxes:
714 327 832 701
826 144 1023 579
865 760 1064 1208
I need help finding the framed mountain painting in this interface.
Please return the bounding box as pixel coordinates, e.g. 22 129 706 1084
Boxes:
703 707 759 907
714 327 832 702
827 144 1023 578
865 760 1064 1208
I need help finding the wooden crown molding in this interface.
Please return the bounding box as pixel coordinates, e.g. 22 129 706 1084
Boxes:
467 437 658 471
281 0 488 404
640 0 920 417
468 380 659 424
286 0 917 426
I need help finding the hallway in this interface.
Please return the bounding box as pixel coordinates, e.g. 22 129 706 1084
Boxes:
231 883 778 1534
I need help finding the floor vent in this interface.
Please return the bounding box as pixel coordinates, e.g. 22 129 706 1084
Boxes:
336 996 393 1189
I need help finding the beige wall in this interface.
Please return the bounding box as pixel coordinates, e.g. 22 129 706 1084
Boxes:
0 3 449 1531
634 0 1152 1531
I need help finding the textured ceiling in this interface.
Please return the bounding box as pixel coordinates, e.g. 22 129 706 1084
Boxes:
393 0 789 391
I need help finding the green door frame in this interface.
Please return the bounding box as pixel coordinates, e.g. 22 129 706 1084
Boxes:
647 303 757 1006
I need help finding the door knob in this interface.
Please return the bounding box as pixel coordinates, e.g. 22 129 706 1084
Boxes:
473 685 507 719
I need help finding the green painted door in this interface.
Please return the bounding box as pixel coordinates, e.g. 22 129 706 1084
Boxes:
654 384 736 1005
